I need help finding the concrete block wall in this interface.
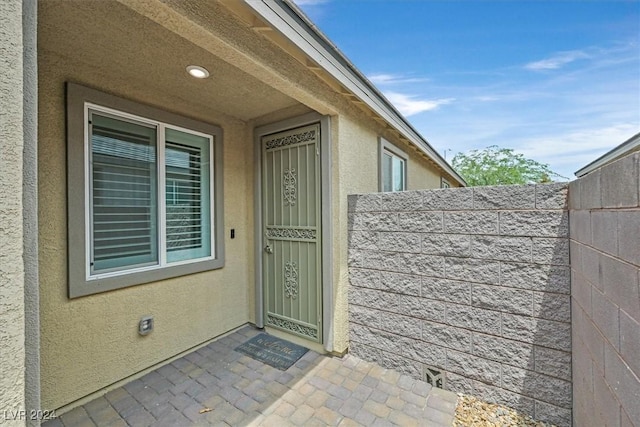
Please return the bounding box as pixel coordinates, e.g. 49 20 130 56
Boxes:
569 151 640 427
347 183 572 426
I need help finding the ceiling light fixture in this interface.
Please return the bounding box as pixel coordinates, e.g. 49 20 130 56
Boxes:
186 65 210 79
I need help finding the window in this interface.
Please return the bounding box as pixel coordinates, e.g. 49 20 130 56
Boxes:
379 138 407 192
67 83 224 298
441 177 451 188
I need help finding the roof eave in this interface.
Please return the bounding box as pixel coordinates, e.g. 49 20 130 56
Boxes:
574 131 640 178
243 0 467 186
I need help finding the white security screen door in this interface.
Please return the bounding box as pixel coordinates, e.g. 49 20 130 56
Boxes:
262 124 322 342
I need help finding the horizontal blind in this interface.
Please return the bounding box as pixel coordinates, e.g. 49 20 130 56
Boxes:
91 113 158 272
165 128 211 262
165 142 202 251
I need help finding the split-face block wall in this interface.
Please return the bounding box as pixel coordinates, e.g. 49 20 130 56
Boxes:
569 151 640 427
347 183 573 426
348 156 640 427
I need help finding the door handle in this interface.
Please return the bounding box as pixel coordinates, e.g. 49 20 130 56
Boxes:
264 244 273 254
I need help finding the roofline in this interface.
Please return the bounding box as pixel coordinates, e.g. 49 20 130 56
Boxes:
243 0 467 186
574 131 640 178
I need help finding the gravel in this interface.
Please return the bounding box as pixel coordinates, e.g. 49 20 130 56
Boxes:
453 394 558 427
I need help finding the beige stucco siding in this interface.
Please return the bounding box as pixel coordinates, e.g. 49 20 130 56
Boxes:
333 116 377 352
0 0 27 419
38 50 255 410
407 156 442 190
330 113 448 352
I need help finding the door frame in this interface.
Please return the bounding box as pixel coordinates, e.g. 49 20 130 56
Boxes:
254 112 333 351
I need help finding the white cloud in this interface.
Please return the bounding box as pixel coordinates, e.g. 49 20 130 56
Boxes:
368 73 429 85
524 50 590 70
369 74 401 84
517 123 638 162
384 92 454 116
474 95 500 102
523 43 638 73
292 0 330 5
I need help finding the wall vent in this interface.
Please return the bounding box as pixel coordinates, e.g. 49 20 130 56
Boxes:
423 366 445 389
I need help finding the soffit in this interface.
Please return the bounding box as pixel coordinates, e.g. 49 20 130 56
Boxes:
38 0 300 122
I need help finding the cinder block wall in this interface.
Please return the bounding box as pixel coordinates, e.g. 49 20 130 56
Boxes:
347 183 572 426
569 151 640 427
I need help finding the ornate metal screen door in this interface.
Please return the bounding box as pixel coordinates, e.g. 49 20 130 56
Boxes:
262 124 322 343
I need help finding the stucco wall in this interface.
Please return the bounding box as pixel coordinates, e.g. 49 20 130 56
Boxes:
333 116 378 353
331 115 449 353
407 155 442 190
569 151 640 426
38 48 255 410
22 0 41 424
0 0 27 421
347 184 572 426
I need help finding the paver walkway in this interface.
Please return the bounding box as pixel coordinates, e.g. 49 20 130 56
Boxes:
44 326 457 426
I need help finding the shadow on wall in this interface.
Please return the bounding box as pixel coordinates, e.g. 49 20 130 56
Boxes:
346 183 573 427
569 150 640 426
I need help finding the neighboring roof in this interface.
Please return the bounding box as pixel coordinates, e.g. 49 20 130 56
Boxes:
242 0 467 186
575 132 640 178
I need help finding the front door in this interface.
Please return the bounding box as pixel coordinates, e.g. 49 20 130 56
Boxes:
262 124 322 343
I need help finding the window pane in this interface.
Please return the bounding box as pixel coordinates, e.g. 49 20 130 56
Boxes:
382 152 393 192
392 156 405 191
165 128 211 262
90 113 158 272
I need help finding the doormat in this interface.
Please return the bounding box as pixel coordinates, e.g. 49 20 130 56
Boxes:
235 333 308 371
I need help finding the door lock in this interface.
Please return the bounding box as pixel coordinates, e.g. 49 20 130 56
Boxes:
264 244 273 254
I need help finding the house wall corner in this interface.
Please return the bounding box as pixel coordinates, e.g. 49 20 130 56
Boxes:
1 0 39 423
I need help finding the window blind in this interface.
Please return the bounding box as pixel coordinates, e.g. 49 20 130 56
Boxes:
90 114 158 272
166 142 203 251
165 128 211 262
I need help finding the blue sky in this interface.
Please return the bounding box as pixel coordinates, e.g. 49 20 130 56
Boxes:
293 0 640 179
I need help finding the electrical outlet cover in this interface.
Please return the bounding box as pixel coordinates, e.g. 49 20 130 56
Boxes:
139 315 153 335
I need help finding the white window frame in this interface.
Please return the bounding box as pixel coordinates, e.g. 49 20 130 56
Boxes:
379 137 408 192
67 83 224 298
441 177 451 188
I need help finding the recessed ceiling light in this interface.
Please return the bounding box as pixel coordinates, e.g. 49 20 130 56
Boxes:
186 65 209 79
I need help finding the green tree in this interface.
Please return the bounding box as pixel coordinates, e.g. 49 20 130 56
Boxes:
451 145 567 186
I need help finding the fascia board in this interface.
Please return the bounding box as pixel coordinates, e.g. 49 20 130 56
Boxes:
243 0 467 186
574 131 640 177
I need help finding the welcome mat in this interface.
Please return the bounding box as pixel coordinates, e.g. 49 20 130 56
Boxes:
235 333 308 371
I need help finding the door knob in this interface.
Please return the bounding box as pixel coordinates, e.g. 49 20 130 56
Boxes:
264 245 273 254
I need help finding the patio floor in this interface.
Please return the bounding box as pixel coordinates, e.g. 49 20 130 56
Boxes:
43 326 458 426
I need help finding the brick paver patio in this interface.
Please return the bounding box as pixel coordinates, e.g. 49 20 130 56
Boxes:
43 326 457 426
